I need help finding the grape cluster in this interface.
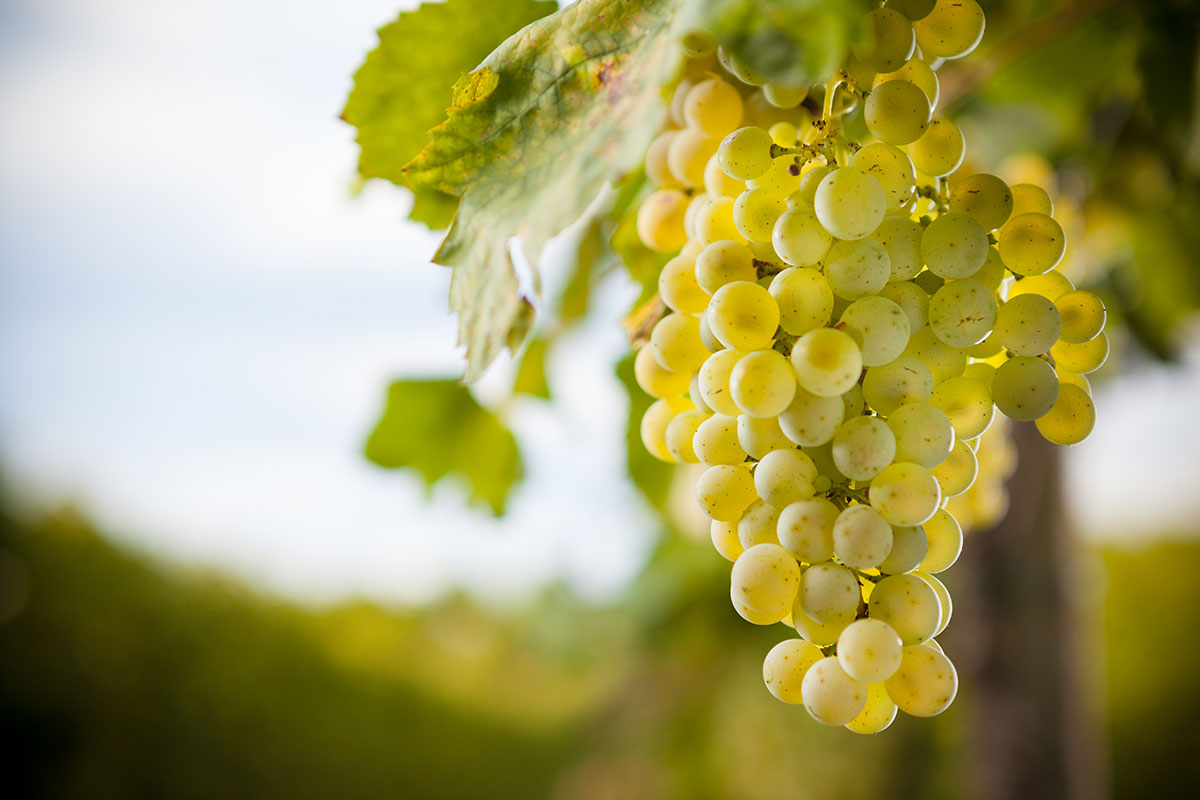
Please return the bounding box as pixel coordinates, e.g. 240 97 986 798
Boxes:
633 0 1108 733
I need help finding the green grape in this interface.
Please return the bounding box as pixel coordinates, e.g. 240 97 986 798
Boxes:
650 313 709 373
1056 366 1092 394
779 387 845 446
763 638 824 704
680 29 718 57
667 126 719 187
636 189 689 252
904 326 967 383
928 279 997 347
789 164 833 207
684 78 744 138
875 56 939 107
738 413 792 460
912 268 944 296
797 562 860 624
698 348 744 417
887 402 954 468
738 499 783 549
734 187 787 243
962 362 996 391
749 157 804 197
763 82 809 109
695 240 756 293
918 509 962 573
921 213 989 279
1050 332 1109 374
791 327 863 397
863 355 934 416
917 572 952 636
966 331 1002 360
635 344 690 399
865 80 932 146
695 196 747 245
755 448 818 508
856 7 917 73
850 143 917 212
991 355 1059 420
1055 290 1106 343
718 45 768 86
842 383 866 419
832 417 897 481
1010 183 1054 217
867 574 941 645
950 173 1013 231
995 293 1061 355
802 657 868 726
870 462 942 526
840 296 911 367
884 645 958 717
693 413 748 466
907 118 965 177
973 247 1006 292
697 463 758 521
770 267 835 335
833 505 896 569
690 372 712 414
1008 270 1074 301
732 543 802 612
708 281 780 350
879 524 928 574
768 121 800 146
929 375 993 439
931 436 978 496
705 152 745 199
838 619 904 682
641 398 682 462
886 0 936 21
1035 383 1096 445
912 0 986 59
730 349 797 417
778 498 839 563
998 212 1066 275
683 194 713 242
824 238 892 300
711 519 744 562
872 218 925 280
814 167 888 240
772 206 834 268
658 253 707 315
664 407 708 462
645 130 681 188
669 78 693 127
845 682 899 734
718 126 774 181
879 280 930 330
732 586 790 625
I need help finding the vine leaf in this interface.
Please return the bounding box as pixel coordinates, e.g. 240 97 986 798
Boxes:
342 0 556 229
405 0 684 380
680 0 871 85
365 380 523 515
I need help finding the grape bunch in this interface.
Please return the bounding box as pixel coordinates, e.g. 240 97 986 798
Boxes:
632 0 1108 733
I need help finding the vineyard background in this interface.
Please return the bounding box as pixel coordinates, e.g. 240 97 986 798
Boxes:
1 0 1198 797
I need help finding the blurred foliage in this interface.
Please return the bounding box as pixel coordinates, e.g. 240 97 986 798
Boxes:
364 380 522 514
2 505 1199 798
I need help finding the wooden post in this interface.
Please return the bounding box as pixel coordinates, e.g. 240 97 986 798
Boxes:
947 421 1107 800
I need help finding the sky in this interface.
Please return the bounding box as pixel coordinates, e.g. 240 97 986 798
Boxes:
0 0 1197 607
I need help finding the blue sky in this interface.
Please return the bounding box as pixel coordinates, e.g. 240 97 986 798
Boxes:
0 0 1196 606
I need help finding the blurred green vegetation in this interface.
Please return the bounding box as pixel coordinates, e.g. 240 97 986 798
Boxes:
1 504 1197 799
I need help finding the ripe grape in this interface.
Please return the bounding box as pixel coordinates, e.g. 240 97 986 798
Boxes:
991 355 1059 420
814 167 887 240
708 280 780 350
912 0 986 60
732 543 802 612
907 118 965 177
865 80 932 146
718 126 774 181
777 498 839 563
950 173 1014 231
763 638 824 704
1035 383 1096 445
833 504 896 569
802 657 868 726
998 212 1066 275
1055 290 1106 343
838 619 904 682
884 645 958 717
790 327 864 397
730 349 797 417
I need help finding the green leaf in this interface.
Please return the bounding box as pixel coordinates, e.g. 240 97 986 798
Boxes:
513 337 551 399
405 0 685 380
615 353 674 513
365 380 523 515
342 0 556 227
681 0 870 85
